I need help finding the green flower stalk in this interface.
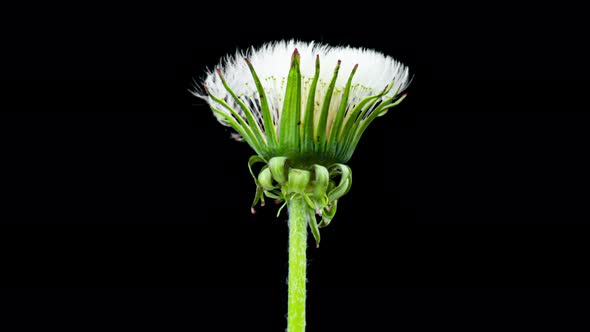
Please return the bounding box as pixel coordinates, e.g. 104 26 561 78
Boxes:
194 40 410 331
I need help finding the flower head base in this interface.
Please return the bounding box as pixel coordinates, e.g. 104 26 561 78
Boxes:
194 40 410 245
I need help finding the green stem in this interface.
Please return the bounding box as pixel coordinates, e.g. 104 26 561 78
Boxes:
287 195 308 332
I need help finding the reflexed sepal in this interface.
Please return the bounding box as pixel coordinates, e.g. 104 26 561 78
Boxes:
269 156 288 185
249 155 353 246
318 200 337 228
248 155 267 212
308 210 321 248
327 164 352 201
287 168 311 194
258 167 275 190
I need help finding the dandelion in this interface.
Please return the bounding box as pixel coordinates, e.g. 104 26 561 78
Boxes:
193 40 410 332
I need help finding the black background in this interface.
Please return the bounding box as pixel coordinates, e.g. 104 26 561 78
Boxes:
1 4 589 331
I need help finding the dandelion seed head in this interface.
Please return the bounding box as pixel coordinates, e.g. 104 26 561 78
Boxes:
195 40 410 130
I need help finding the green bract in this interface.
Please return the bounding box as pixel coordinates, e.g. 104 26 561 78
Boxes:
205 49 407 246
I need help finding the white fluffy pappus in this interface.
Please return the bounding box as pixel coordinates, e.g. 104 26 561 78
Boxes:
194 40 411 136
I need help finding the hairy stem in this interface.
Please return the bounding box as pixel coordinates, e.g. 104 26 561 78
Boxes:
287 196 308 332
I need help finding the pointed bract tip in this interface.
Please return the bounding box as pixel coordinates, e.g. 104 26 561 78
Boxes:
337 59 342 65
291 48 300 64
250 207 256 215
353 63 359 71
244 57 252 65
